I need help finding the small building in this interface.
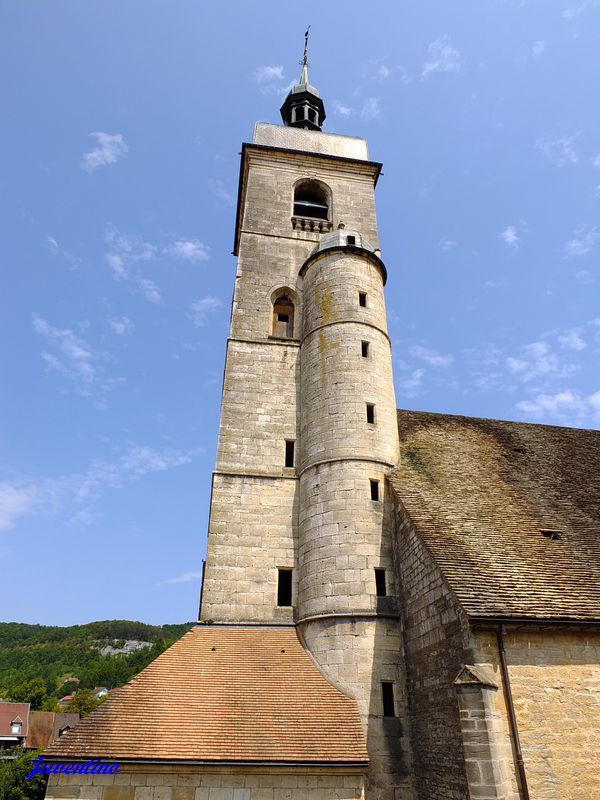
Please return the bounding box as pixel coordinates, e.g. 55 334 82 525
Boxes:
0 701 29 754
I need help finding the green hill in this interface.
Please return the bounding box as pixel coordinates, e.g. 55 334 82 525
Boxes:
0 620 195 706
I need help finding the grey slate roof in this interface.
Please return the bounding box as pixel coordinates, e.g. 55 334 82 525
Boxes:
390 410 600 621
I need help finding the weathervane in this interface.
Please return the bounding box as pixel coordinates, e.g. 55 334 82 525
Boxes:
302 25 311 68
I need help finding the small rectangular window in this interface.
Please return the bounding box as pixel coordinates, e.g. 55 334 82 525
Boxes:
361 341 370 358
370 479 380 501
359 292 367 307
381 682 395 717
366 403 375 424
285 440 295 468
375 568 387 597
277 568 293 607
347 235 356 246
277 313 289 323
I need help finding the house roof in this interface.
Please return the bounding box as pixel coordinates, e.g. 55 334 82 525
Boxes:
391 410 600 622
26 711 80 750
45 625 368 764
0 702 29 737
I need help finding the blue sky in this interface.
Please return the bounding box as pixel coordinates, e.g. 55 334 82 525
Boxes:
1 1 599 626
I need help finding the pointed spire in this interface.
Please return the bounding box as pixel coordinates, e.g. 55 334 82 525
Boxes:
280 27 326 132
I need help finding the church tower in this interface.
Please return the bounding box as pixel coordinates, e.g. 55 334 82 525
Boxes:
200 49 415 800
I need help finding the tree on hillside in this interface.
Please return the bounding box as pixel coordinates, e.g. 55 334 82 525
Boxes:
8 678 46 710
64 689 107 718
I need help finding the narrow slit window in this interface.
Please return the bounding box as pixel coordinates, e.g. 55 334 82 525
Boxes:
347 235 356 246
359 292 367 308
272 296 294 338
370 479 380 501
285 440 295 468
366 403 375 424
277 568 293 607
381 682 395 717
375 568 387 597
361 341 370 358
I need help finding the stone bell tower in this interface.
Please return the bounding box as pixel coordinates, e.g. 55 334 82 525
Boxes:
200 52 416 800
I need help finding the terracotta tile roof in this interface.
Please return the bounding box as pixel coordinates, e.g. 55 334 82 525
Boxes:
391 410 600 621
45 626 368 764
0 702 29 737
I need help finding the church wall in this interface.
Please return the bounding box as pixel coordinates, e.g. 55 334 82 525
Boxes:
215 340 299 474
201 472 296 623
46 767 365 800
299 617 415 800
240 151 380 248
473 626 600 800
392 504 472 800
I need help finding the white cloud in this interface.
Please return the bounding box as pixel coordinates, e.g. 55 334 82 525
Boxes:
161 570 203 585
138 278 161 304
592 153 600 168
398 368 425 396
410 345 454 368
360 98 381 121
422 36 464 78
517 389 600 426
169 239 210 262
378 65 391 79
46 236 80 268
535 135 578 167
32 313 97 392
0 484 39 531
558 328 586 350
81 132 128 173
532 40 546 57
189 296 223 327
505 341 564 382
208 179 235 207
439 239 458 252
104 228 157 281
109 316 134 336
255 65 284 83
334 101 353 118
562 0 600 19
564 224 600 257
499 225 520 251
0 444 200 535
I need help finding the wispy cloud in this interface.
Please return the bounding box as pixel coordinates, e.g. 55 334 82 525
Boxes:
535 135 578 167
109 316 134 336
189 296 223 327
505 341 567 382
169 239 210 262
138 278 161 304
410 345 454 368
160 570 203 585
499 225 521 251
517 389 600 426
0 444 200 536
564 224 600 257
46 236 81 269
104 228 157 281
360 97 381 121
562 0 600 19
254 65 291 96
557 328 586 350
208 179 235 207
532 40 546 57
81 132 128 173
32 313 98 395
397 368 425 397
422 36 464 78
0 484 39 532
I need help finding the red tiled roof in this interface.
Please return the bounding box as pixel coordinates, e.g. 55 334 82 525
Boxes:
0 702 29 737
45 626 368 764
391 410 600 621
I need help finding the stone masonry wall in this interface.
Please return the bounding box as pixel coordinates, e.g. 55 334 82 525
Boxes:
201 473 296 623
215 340 299 474
46 767 364 800
392 504 472 800
473 627 600 800
299 618 416 800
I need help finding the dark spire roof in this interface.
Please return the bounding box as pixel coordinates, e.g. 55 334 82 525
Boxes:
280 28 326 131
